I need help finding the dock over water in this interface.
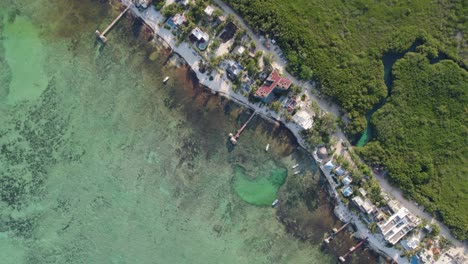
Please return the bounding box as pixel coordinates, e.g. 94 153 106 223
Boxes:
230 111 256 145
324 222 350 244
96 5 131 43
338 237 368 262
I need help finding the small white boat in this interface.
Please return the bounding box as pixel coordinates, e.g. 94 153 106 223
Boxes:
292 164 299 169
265 144 270 151
294 170 301 175
271 199 279 207
163 76 170 83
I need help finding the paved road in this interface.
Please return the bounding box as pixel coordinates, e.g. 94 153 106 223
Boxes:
214 0 467 253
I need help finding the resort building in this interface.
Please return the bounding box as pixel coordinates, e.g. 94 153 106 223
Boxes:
255 69 292 103
378 207 420 245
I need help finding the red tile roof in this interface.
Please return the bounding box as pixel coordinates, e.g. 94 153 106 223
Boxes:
255 69 292 98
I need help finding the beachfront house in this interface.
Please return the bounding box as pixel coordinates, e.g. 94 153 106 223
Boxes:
292 110 314 130
225 60 243 81
166 13 186 29
241 74 253 93
335 166 346 177
342 175 353 185
341 186 353 197
255 69 292 103
190 27 209 42
378 207 420 245
135 0 152 9
352 196 375 215
324 160 335 171
189 27 209 50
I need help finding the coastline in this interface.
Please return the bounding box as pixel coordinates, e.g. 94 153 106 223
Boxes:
115 1 468 263
123 2 309 146
118 1 408 263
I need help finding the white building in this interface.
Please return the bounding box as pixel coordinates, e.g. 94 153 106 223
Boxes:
233 45 246 55
292 110 313 130
204 5 215 17
378 207 420 245
167 13 186 28
358 187 367 197
401 237 420 251
352 196 375 214
190 27 209 42
387 199 401 213
135 0 152 8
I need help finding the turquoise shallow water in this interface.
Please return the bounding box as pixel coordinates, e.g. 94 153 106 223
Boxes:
2 13 47 104
0 1 383 263
233 163 287 206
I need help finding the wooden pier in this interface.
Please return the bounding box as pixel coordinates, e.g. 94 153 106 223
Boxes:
333 222 350 235
96 5 131 43
324 222 350 244
229 111 256 145
338 237 368 262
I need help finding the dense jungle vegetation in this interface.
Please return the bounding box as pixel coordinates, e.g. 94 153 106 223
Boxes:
223 0 468 239
360 53 468 240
